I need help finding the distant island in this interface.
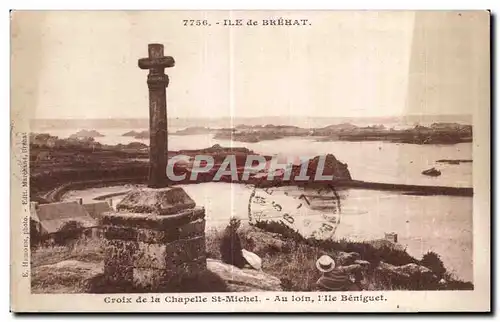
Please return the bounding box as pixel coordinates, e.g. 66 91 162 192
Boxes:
213 125 309 143
69 129 104 139
171 126 215 135
115 122 473 144
71 122 472 145
211 122 472 144
30 114 473 131
122 130 149 139
436 159 473 164
314 123 472 145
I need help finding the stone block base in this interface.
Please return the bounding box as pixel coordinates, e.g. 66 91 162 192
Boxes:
101 196 207 290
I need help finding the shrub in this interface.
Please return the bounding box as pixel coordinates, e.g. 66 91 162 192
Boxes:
420 251 446 278
420 251 447 278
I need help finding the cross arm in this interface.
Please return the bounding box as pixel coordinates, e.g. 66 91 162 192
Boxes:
138 56 175 70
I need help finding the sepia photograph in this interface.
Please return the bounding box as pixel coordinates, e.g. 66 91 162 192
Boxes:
10 10 490 312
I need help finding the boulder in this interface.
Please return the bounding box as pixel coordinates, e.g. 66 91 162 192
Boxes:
422 167 441 177
335 251 361 266
243 229 288 255
377 262 435 277
375 261 439 289
354 259 371 267
207 259 283 292
398 263 434 276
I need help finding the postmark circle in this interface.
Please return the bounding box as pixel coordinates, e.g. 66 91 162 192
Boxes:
247 183 342 240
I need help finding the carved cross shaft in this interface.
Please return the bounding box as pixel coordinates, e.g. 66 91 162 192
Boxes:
138 44 175 188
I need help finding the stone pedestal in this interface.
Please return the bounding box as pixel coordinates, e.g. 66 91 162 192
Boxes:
100 187 206 290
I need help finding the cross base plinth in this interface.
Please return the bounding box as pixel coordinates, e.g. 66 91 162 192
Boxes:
100 187 207 291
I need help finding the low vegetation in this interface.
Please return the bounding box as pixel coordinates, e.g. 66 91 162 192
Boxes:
207 220 473 291
31 220 473 293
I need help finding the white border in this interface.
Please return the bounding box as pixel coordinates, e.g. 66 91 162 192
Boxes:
4 0 497 320
1 1 496 10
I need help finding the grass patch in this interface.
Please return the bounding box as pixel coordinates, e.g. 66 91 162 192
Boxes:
252 220 417 266
31 238 105 293
251 220 473 291
31 237 105 268
31 221 473 293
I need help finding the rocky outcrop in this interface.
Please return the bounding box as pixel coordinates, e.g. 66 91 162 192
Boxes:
243 228 289 255
374 261 439 289
179 144 253 155
335 251 361 266
214 131 284 143
430 122 472 133
312 123 359 136
376 262 436 278
422 167 441 177
213 125 309 143
397 263 434 276
315 122 472 145
291 154 352 182
207 259 283 292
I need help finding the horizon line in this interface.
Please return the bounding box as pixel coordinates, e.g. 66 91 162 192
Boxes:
31 113 473 121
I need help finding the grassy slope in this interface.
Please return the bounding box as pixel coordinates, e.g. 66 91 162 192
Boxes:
247 221 473 291
31 224 473 293
31 238 105 293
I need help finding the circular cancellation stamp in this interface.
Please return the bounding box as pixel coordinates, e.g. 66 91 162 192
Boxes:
247 183 342 240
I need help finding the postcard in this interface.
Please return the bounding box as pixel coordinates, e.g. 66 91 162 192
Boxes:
10 10 490 312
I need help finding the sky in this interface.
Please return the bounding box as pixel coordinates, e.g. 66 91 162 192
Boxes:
11 11 489 119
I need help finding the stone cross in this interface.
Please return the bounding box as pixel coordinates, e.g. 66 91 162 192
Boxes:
138 44 175 188
100 44 206 292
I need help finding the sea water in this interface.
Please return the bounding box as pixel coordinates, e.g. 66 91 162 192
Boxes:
56 130 473 281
